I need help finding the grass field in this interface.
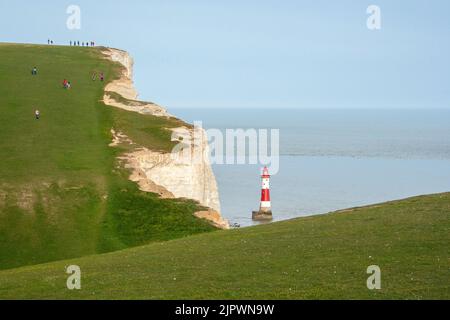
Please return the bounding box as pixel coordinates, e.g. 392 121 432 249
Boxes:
0 43 216 271
0 193 448 299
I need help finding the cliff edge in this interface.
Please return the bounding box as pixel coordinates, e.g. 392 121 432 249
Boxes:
102 48 229 229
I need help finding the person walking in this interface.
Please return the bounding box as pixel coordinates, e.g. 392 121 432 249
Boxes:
35 109 40 120
31 67 38 76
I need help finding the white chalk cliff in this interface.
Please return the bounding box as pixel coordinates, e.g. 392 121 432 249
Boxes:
102 48 228 229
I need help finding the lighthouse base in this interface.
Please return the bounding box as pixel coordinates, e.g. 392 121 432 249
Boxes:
252 210 273 221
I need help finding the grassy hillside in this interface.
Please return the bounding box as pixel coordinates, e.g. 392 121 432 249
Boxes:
0 43 216 271
0 193 448 299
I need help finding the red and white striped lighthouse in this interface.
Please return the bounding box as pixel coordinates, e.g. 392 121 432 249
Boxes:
260 166 271 212
252 166 273 220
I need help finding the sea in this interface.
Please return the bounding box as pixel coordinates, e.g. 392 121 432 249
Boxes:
171 108 450 227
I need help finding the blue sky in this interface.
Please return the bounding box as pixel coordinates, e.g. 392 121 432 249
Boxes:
0 0 449 109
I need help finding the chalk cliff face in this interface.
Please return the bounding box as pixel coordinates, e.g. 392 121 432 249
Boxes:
102 48 228 229
103 49 138 100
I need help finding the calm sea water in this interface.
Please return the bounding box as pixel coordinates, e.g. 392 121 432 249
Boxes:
171 109 450 226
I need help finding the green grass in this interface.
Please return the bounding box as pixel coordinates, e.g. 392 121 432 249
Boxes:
0 193 448 300
106 90 190 152
0 43 216 271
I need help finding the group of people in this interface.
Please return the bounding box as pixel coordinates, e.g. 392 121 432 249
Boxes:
70 41 95 47
31 65 106 120
62 79 72 89
92 71 105 82
30 66 40 119
47 39 97 47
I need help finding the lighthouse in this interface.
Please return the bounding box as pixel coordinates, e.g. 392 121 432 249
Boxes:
252 166 273 221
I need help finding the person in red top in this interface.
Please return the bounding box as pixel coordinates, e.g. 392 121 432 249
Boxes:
63 79 68 88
